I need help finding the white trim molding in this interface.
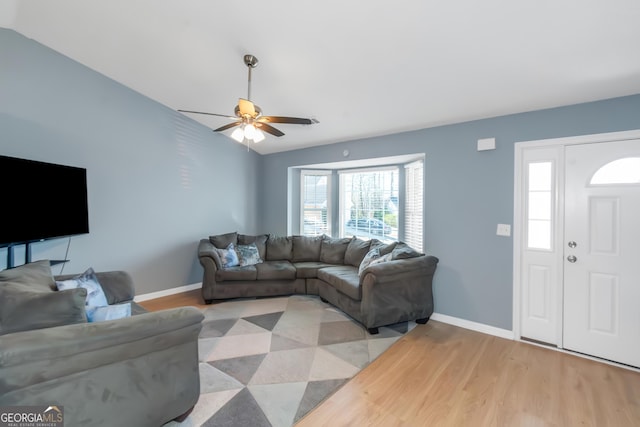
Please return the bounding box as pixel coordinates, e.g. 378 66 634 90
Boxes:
134 282 201 302
431 312 514 340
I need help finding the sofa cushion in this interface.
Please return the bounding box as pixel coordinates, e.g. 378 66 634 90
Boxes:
320 236 351 264
369 239 397 256
392 242 423 259
292 235 323 262
317 266 361 301
0 259 56 291
215 265 258 281
238 234 268 261
293 261 335 279
0 284 87 335
255 261 297 280
266 235 293 261
344 237 372 267
215 243 241 268
209 231 238 249
358 248 381 276
236 243 263 267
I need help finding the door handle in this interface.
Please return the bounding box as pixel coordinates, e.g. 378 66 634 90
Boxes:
568 241 577 248
567 255 577 263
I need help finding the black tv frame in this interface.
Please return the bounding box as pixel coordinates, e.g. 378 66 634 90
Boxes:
1 155 90 268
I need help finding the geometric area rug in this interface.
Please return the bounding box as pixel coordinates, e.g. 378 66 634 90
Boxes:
165 294 414 427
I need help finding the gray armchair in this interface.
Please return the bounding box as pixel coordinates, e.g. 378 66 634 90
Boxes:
0 262 203 427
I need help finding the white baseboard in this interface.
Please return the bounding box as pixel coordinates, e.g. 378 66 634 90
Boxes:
430 312 514 340
134 282 201 302
133 287 514 341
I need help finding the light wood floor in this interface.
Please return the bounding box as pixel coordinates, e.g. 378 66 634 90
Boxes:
141 291 640 427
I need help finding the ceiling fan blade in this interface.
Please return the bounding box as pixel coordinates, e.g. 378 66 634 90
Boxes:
213 121 242 132
256 122 285 137
258 116 319 125
238 99 256 117
178 109 237 119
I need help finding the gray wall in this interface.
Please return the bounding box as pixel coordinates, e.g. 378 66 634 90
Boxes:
260 94 640 330
0 29 261 294
3 27 640 329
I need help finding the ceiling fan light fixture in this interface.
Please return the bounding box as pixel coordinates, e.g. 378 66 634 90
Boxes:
229 124 265 144
252 129 265 143
244 123 257 139
230 127 245 143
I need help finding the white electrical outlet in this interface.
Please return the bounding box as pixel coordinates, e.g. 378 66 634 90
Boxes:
496 224 511 236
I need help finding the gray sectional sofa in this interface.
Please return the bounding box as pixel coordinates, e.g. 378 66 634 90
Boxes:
0 260 204 427
198 232 439 334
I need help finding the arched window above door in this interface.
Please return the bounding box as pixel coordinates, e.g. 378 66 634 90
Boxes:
590 157 640 185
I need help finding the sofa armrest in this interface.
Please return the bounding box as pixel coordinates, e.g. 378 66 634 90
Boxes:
0 306 204 395
198 238 222 269
359 255 439 328
360 255 439 286
55 270 136 304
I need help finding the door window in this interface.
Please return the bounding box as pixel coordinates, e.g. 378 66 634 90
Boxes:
590 157 640 185
527 161 554 250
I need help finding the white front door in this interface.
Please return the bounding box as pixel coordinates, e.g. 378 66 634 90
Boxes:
563 139 640 367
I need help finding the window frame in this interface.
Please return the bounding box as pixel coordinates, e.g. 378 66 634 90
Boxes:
300 170 332 236
294 155 425 250
404 159 424 252
338 166 400 243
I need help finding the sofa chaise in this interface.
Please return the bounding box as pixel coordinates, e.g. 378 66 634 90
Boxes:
198 232 439 334
0 260 204 427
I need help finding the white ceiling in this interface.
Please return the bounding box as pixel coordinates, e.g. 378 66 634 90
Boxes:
4 0 640 154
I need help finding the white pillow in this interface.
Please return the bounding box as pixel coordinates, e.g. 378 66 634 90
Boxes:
87 303 132 322
56 267 109 308
214 243 240 268
368 252 393 267
358 248 380 276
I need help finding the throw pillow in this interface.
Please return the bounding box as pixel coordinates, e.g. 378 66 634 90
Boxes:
368 252 393 267
369 239 397 256
236 243 263 266
238 234 268 261
214 243 240 268
0 259 56 291
56 267 109 308
0 285 87 335
87 303 132 322
358 248 380 276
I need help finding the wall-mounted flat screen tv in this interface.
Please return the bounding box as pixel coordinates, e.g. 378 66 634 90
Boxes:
0 155 89 247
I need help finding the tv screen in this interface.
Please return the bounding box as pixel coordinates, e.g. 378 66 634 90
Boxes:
0 155 89 247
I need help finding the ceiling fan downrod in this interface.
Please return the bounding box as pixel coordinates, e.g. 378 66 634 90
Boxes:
244 54 258 101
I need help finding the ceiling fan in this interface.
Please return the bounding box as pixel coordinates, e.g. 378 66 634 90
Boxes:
178 54 318 146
